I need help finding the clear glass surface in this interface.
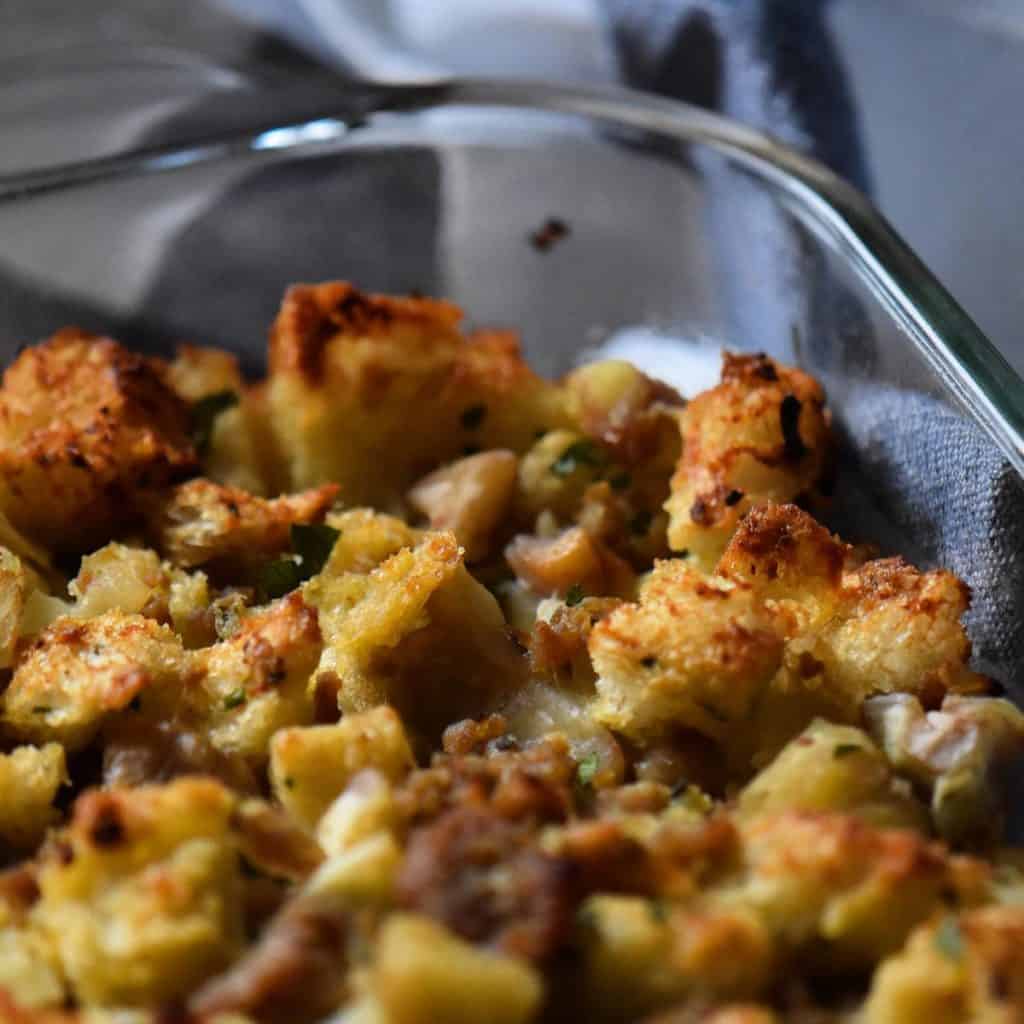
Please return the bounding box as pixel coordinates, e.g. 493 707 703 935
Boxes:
1 75 1021 476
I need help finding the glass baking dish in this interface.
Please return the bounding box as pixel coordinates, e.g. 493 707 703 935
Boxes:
0 74 1021 686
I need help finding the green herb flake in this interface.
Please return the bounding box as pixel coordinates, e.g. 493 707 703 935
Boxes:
933 916 964 961
284 777 296 790
576 753 600 787
460 403 487 430
551 439 602 478
31 705 51 715
223 688 247 711
565 583 585 607
191 390 239 455
257 556 304 601
291 523 340 576
609 471 632 492
833 744 863 759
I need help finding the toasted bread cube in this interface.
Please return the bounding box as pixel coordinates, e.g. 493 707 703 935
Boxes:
589 560 784 742
0 330 196 550
864 906 1024 1024
307 530 527 739
0 868 66 1013
191 591 322 760
665 353 833 569
36 778 243 1007
266 283 568 506
148 477 339 572
167 343 273 494
269 708 413 829
578 895 774 1017
724 812 989 966
371 914 543 1024
1 612 187 752
0 743 67 849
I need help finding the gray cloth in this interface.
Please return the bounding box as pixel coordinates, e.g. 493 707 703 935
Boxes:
829 391 1024 689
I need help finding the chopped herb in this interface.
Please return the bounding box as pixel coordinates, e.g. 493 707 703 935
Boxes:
933 916 963 961
283 777 296 790
609 471 632 492
258 523 340 601
779 394 807 461
191 390 238 455
641 656 658 668
833 743 862 759
291 523 340 575
460 404 487 429
565 583 585 607
31 705 51 715
630 510 653 536
551 439 602 477
223 689 247 710
258 556 304 601
648 900 669 924
576 753 600 787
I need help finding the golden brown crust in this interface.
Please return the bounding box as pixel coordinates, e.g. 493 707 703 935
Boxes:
665 353 833 569
148 476 339 572
269 281 463 385
0 330 196 550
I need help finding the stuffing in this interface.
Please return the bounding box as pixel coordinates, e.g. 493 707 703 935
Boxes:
407 449 518 562
865 693 1024 846
266 283 568 507
0 744 67 850
714 812 990 968
35 778 244 1007
589 559 785 743
369 913 543 1024
0 548 32 668
863 906 1024 1023
146 477 339 573
0 612 187 752
166 343 271 494
664 353 833 569
307 530 528 739
737 719 928 832
189 591 322 761
505 525 635 599
268 707 414 829
577 895 774 1018
0 865 65 1013
0 330 196 550
590 505 986 767
0 289 1016 1023
67 544 170 622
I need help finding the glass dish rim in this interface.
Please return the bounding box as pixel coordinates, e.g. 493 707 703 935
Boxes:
1 73 1022 476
